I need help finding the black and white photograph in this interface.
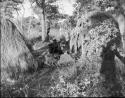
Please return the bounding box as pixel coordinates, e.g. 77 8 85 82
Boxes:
1 0 125 97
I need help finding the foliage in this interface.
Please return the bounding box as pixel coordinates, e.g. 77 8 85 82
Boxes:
1 58 125 97
0 0 22 19
1 0 125 97
33 0 60 20
48 64 110 97
32 0 62 41
70 12 121 75
49 76 79 97
75 0 125 21
21 16 42 40
1 68 52 97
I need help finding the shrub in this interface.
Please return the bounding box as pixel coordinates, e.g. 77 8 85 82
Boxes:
70 11 121 73
49 75 79 97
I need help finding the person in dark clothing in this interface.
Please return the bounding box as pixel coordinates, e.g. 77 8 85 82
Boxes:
100 41 125 81
100 40 125 96
48 39 63 55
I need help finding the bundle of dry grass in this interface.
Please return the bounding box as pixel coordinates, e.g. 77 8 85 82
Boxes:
1 18 38 83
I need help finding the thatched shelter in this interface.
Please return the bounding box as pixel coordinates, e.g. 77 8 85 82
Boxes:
1 18 38 82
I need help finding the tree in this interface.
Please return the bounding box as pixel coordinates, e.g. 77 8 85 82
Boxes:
35 0 46 41
33 0 59 41
93 0 125 52
74 0 125 52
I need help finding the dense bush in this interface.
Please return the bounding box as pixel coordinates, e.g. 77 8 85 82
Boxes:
70 12 121 72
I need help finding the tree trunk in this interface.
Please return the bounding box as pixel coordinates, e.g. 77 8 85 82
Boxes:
41 9 46 41
114 0 125 52
117 14 125 52
113 13 125 52
36 0 46 41
44 21 51 42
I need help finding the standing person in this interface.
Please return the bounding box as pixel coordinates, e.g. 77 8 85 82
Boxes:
100 41 124 80
100 40 125 96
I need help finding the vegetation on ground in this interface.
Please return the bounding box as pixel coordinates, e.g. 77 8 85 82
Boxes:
1 0 125 97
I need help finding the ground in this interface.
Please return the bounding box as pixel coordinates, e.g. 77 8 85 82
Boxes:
1 52 125 97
